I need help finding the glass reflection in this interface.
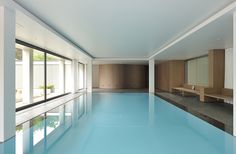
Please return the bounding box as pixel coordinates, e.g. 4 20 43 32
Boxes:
78 95 86 119
13 94 88 154
65 101 73 128
3 93 236 154
32 114 45 145
46 108 60 135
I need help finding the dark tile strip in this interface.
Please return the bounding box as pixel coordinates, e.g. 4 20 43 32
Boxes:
155 93 232 135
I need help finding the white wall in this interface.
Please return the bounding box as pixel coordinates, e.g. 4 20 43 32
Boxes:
225 48 233 89
92 65 99 88
16 62 61 89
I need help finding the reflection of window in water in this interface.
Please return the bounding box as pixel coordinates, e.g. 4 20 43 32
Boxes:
78 96 85 119
32 114 45 145
46 107 60 135
65 102 73 128
16 124 23 154
14 102 75 153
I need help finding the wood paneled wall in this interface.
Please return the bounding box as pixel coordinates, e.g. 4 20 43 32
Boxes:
99 64 148 89
125 65 148 89
155 49 225 93
156 61 170 91
155 60 185 92
208 49 225 91
169 61 185 91
99 65 125 89
92 65 100 88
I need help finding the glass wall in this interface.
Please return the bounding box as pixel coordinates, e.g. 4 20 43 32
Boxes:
186 56 208 86
33 50 45 103
78 63 85 90
15 48 23 106
46 54 64 99
15 41 72 110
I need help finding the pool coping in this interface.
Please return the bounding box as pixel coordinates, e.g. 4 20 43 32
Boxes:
155 93 232 135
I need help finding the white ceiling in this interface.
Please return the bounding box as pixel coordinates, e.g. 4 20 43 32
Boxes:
15 10 91 63
154 10 234 61
14 0 235 59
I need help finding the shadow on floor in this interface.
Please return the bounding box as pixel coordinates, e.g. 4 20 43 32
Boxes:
155 90 233 134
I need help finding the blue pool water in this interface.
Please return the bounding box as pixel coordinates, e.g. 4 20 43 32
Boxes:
1 93 236 154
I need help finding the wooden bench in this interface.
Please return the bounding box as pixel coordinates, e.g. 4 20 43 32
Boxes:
200 88 233 103
172 84 203 97
172 84 233 103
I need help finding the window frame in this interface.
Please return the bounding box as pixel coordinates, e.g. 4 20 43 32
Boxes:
16 39 72 112
78 62 86 90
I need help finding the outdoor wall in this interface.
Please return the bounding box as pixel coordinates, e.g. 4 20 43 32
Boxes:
98 64 148 89
15 62 60 89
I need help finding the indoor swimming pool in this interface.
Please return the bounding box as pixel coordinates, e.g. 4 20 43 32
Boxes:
1 93 236 154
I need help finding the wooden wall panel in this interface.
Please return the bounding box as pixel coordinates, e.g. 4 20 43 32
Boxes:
155 50 225 93
92 65 100 88
169 61 185 92
125 65 148 89
208 49 225 91
99 64 148 89
155 60 185 92
99 64 124 89
156 62 170 91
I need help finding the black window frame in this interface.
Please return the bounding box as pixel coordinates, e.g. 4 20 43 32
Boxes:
16 39 72 112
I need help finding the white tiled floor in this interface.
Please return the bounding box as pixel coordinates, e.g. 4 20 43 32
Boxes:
16 92 85 126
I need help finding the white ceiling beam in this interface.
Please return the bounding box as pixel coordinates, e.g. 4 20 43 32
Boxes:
93 57 148 64
149 1 236 60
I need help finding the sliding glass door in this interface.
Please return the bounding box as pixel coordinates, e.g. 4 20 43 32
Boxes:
46 54 64 99
33 50 45 103
78 63 85 90
15 40 72 110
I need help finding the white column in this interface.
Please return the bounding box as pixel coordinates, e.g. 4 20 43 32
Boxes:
233 12 236 136
59 59 65 94
149 59 155 93
22 48 33 104
71 59 78 93
0 6 15 142
86 60 92 92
